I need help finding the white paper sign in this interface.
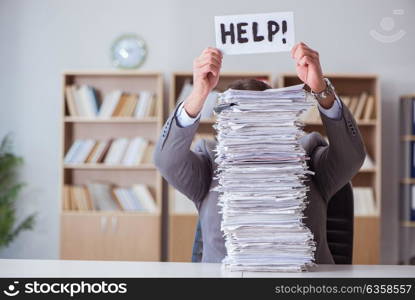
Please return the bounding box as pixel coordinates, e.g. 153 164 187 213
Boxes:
215 12 295 55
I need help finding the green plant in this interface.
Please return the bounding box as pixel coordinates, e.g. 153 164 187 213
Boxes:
0 134 35 249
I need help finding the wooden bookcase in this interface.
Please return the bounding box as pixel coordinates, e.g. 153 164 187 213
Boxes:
280 74 381 264
399 95 415 264
167 72 272 261
60 71 163 261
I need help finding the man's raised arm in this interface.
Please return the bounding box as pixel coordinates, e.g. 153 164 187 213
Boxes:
153 48 223 207
291 42 366 200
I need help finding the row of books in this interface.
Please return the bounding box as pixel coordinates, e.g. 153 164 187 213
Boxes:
63 183 157 212
353 187 377 216
400 185 415 221
300 92 375 123
64 137 153 165
65 85 156 118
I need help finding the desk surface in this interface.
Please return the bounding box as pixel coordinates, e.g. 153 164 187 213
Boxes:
0 259 414 278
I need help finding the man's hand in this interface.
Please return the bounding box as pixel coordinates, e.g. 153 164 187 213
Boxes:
291 42 325 92
184 47 223 117
291 42 334 109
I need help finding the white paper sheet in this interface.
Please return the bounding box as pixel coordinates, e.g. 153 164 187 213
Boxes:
215 12 295 55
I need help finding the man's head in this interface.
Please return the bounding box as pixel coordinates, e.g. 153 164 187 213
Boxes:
227 78 271 91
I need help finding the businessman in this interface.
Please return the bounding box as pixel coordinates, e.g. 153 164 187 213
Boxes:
154 42 366 263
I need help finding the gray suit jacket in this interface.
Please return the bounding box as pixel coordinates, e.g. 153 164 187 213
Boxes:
154 99 366 263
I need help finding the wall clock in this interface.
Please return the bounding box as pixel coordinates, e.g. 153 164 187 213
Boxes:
111 34 147 69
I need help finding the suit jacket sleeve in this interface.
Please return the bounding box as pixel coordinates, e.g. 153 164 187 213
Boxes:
153 102 212 209
311 98 366 201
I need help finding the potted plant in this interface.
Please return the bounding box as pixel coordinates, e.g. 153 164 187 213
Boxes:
0 134 35 249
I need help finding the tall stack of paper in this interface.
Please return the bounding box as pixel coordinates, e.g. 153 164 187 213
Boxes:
214 84 316 272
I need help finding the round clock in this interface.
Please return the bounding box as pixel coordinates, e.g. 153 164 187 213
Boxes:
111 34 147 69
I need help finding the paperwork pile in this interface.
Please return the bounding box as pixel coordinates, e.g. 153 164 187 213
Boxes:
214 84 316 272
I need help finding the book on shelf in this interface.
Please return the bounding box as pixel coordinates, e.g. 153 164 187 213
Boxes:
64 138 153 166
85 140 111 163
348 96 358 115
64 139 96 164
63 183 156 213
104 138 129 165
354 92 367 120
63 185 72 211
131 184 157 212
112 93 129 117
401 141 415 179
353 187 377 216
142 143 154 164
98 90 123 118
400 184 415 221
363 95 375 121
299 92 375 123
121 94 138 117
63 140 83 163
75 140 96 164
87 182 120 211
80 85 99 116
121 137 149 166
400 95 415 135
65 85 99 117
67 185 94 211
113 187 137 211
135 91 155 118
65 86 78 116
65 85 155 118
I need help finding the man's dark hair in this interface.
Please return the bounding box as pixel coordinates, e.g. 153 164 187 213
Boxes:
227 78 271 91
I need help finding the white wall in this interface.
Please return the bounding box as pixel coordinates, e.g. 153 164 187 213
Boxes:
0 0 414 263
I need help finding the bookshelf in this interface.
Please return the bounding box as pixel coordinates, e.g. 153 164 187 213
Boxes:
60 71 163 261
280 74 381 264
168 72 272 261
399 94 415 264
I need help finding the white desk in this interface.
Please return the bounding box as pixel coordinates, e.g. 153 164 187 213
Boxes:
0 259 414 278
